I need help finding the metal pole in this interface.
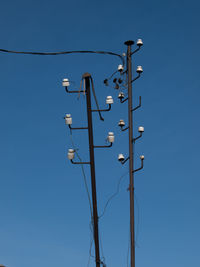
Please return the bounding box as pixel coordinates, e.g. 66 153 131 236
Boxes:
124 40 135 267
83 72 101 267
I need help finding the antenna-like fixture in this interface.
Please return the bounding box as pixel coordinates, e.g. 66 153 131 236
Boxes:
118 64 124 72
65 114 72 125
107 132 115 143
118 153 125 162
136 66 143 74
136 39 143 47
133 126 144 142
67 149 75 160
118 119 125 128
106 96 114 104
118 92 125 101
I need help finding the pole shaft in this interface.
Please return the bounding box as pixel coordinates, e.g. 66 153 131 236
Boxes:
126 41 135 267
84 74 101 267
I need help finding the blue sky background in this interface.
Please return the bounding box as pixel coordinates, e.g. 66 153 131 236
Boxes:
0 0 200 267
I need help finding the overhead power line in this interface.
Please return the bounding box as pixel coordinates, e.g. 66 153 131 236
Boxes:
0 48 124 64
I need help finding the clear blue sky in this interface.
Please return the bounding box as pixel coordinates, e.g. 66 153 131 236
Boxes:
0 0 200 267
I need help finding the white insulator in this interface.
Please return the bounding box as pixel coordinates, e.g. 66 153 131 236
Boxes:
138 126 144 132
62 78 70 87
137 39 143 46
118 92 125 99
118 64 124 72
107 132 115 143
118 153 125 162
136 66 143 73
68 149 75 160
106 96 114 104
65 114 72 125
118 119 125 127
140 155 144 160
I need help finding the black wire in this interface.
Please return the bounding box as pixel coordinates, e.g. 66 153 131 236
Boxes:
70 134 97 267
87 221 95 267
107 70 118 80
0 48 125 65
90 76 104 121
99 232 106 267
69 133 93 217
99 171 128 219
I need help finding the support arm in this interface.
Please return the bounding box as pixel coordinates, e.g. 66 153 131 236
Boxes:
131 73 141 83
132 96 141 112
92 104 111 112
94 143 112 148
133 132 143 143
120 97 128 103
68 125 88 130
65 87 84 93
121 126 129 132
131 46 141 55
71 159 90 165
133 158 144 173
121 156 130 165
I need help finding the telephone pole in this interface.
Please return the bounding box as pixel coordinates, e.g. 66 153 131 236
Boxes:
85 73 100 267
125 40 136 267
64 73 114 267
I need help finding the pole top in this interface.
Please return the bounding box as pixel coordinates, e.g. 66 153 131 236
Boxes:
124 40 134 46
82 72 91 79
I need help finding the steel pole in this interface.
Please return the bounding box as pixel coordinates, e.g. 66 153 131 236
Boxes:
83 72 101 267
124 40 135 267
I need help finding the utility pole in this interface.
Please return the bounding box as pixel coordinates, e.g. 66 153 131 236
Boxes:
117 40 144 267
125 40 136 267
84 73 100 267
64 73 114 267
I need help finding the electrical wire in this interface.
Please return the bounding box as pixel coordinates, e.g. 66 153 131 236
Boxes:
99 171 128 219
69 133 97 267
69 132 93 217
107 70 118 80
0 48 125 65
87 221 95 267
90 76 104 121
99 232 106 267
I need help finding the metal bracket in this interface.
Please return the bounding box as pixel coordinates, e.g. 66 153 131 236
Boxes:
92 104 111 112
71 159 90 165
120 97 128 103
68 125 88 130
65 87 84 94
131 46 141 55
94 143 112 148
132 96 141 112
121 156 130 165
133 132 142 143
133 159 144 173
121 126 129 132
131 73 141 83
